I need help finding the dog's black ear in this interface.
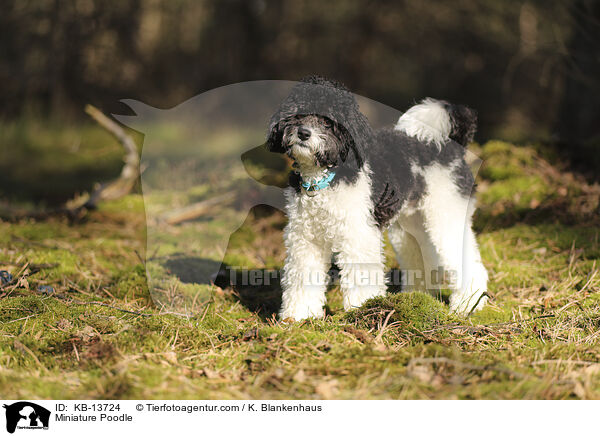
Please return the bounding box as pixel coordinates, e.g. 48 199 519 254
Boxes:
332 121 352 163
448 104 477 146
341 111 369 168
266 121 286 153
315 120 363 169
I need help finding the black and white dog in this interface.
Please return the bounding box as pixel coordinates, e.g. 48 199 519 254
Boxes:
267 76 488 320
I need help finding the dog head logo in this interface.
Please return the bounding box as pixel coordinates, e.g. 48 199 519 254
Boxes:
3 402 50 433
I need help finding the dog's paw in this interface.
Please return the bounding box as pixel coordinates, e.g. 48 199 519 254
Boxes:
279 304 325 322
342 285 386 311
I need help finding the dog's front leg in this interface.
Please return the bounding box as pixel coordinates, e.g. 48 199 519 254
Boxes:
336 225 386 310
279 223 331 321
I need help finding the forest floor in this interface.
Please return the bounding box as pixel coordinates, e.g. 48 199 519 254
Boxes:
1 128 599 399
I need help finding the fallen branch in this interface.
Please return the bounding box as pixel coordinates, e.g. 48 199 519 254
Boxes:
81 104 140 207
0 105 140 221
161 192 236 225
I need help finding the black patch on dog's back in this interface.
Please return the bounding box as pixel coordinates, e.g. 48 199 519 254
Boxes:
452 159 476 197
368 128 473 227
368 129 415 227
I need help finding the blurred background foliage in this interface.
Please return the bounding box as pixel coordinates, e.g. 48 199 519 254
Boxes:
0 0 599 204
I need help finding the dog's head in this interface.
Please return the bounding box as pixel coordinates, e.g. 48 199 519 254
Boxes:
269 113 355 169
266 76 372 170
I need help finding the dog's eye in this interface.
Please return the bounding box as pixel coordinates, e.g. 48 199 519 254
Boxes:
323 119 333 129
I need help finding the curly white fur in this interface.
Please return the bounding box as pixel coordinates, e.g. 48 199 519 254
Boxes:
280 161 488 320
280 167 387 320
391 162 488 314
395 98 451 150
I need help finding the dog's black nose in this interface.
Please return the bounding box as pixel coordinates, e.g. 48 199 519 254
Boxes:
297 126 311 141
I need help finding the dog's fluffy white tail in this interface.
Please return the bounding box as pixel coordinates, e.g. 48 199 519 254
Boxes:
395 98 451 149
395 98 478 149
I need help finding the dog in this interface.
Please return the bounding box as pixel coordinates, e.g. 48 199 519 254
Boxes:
266 76 488 321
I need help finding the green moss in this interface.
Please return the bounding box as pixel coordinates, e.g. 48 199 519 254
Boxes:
469 305 512 324
480 175 550 207
344 292 454 332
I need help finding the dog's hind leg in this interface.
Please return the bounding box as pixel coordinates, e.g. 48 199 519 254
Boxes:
388 224 425 292
280 224 332 321
420 165 488 315
390 215 445 296
451 221 488 314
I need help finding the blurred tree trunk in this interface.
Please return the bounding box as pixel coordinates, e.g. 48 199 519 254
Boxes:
557 0 600 155
49 0 67 114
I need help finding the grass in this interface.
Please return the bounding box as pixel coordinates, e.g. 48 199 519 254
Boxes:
0 132 599 399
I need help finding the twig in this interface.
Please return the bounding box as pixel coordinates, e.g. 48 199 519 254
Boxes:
72 343 80 362
13 339 45 369
0 105 140 221
161 192 236 225
65 296 191 318
71 301 153 317
0 261 58 270
408 357 529 379
82 104 140 208
4 314 38 324
422 314 556 334
375 309 395 343
531 360 599 366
